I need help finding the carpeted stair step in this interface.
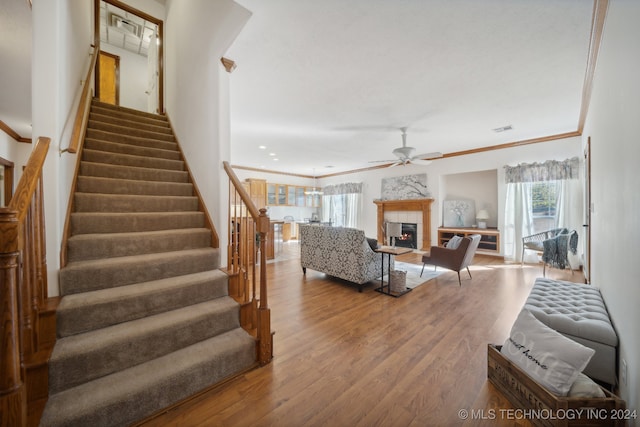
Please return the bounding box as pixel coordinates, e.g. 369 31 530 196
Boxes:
79 161 189 183
88 119 177 142
82 148 185 171
40 328 256 427
49 297 242 394
86 128 178 151
89 105 170 128
74 193 198 212
69 211 205 235
91 100 169 121
56 270 229 338
43 100 257 426
89 112 173 135
84 138 182 161
67 228 212 262
76 176 194 197
59 247 219 295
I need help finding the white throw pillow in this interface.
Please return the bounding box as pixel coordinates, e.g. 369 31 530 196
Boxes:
501 309 595 396
568 373 606 398
446 235 463 249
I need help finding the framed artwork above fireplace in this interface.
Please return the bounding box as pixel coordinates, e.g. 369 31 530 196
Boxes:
381 173 429 200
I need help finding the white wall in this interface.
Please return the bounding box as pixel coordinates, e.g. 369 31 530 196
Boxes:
165 0 251 266
582 0 640 418
32 0 93 296
0 134 32 188
100 44 149 111
442 169 498 228
119 0 165 21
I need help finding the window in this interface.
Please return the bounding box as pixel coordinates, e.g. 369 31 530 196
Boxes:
531 181 558 233
320 182 363 228
503 157 581 263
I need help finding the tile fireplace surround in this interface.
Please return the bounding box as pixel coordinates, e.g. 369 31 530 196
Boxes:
374 198 433 251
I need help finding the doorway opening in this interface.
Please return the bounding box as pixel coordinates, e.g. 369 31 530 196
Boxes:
96 0 164 114
98 51 119 105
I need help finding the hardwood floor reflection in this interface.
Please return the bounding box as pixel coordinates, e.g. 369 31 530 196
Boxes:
141 243 583 427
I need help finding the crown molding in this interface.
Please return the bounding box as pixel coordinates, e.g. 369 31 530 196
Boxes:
578 0 609 133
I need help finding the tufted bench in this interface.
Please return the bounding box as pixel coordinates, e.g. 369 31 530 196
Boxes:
524 277 618 386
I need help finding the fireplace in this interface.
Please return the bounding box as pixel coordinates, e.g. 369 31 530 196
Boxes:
389 223 418 249
374 198 433 251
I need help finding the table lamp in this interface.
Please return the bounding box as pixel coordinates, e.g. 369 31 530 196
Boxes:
387 222 403 247
476 210 489 229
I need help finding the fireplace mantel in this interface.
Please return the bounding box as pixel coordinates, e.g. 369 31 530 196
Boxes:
374 198 434 250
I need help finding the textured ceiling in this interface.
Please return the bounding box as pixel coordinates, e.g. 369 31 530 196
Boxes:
100 1 157 58
1 1 594 174
225 0 594 176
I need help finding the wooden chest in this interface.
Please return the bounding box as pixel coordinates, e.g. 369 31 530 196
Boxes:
487 344 628 427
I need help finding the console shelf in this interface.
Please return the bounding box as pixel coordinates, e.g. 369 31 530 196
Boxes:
438 227 500 255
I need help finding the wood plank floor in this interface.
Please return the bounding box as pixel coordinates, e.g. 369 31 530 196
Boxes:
141 242 584 427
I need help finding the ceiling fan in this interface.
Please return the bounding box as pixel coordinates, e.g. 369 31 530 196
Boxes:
369 128 443 167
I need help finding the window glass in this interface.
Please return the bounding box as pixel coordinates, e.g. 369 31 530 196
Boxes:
531 181 558 233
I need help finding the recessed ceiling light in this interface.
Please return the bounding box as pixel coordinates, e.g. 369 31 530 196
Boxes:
273 158 279 161
259 145 266 150
325 165 335 168
493 125 513 133
269 152 276 156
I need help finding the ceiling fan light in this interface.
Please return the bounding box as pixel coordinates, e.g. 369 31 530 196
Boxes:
392 146 415 158
305 169 323 195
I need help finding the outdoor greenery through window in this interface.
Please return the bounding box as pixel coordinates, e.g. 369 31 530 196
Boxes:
531 181 558 233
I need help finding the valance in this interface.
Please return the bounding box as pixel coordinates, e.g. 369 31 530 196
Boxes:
322 182 362 195
504 157 580 183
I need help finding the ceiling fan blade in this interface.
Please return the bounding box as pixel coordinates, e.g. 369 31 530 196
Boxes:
410 159 432 166
387 161 402 168
412 151 443 160
368 159 397 163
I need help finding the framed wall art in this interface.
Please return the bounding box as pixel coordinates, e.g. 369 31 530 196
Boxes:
381 173 430 200
443 199 476 227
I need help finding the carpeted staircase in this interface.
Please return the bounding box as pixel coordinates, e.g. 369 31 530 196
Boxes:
40 100 257 427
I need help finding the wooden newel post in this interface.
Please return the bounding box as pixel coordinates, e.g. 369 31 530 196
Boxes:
0 210 27 427
256 208 273 365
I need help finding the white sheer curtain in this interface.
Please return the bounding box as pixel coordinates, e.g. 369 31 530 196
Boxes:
555 178 582 230
503 157 582 263
321 195 331 224
503 182 533 262
554 178 583 268
344 193 362 228
321 183 363 228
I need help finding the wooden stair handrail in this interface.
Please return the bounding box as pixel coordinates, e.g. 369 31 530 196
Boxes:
223 161 260 220
1 137 50 427
222 161 272 365
7 138 50 219
63 46 98 154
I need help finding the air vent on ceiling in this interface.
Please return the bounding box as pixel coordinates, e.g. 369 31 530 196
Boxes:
108 13 142 38
492 125 513 133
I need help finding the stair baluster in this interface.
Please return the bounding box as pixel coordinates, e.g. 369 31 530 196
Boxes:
0 137 50 427
223 162 273 365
